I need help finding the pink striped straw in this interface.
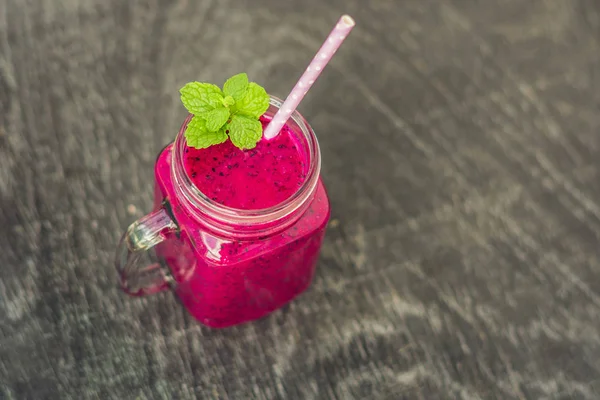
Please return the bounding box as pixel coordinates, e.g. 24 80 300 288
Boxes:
263 14 356 139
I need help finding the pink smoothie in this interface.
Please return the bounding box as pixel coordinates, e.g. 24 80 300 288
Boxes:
152 116 330 328
183 117 307 209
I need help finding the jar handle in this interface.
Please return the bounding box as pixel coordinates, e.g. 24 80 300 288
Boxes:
115 206 178 296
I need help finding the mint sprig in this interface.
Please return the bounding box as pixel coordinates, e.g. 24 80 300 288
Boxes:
179 73 270 150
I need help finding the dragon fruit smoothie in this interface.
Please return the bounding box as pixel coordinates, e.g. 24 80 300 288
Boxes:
116 17 353 328
152 111 330 328
184 117 307 209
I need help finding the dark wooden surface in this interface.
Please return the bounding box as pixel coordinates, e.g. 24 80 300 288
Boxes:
2 0 600 399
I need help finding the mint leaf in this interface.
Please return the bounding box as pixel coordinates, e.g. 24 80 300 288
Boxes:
223 73 249 102
222 95 235 107
185 115 228 149
179 74 269 150
234 82 270 118
227 114 262 150
205 107 230 132
180 82 224 114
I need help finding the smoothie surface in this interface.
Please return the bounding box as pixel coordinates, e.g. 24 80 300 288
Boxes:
183 117 307 209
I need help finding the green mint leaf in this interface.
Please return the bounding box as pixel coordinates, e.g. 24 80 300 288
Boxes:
180 82 224 114
179 74 269 150
205 107 231 132
233 82 270 118
223 73 249 102
185 115 228 149
227 114 262 150
222 95 235 107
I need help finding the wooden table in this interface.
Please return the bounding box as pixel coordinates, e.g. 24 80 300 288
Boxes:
2 1 600 398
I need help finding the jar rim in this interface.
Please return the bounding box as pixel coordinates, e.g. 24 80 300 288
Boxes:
170 96 321 229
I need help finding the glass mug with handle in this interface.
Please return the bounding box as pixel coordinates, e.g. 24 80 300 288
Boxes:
115 97 330 328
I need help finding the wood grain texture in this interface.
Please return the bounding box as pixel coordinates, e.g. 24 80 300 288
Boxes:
1 0 600 398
